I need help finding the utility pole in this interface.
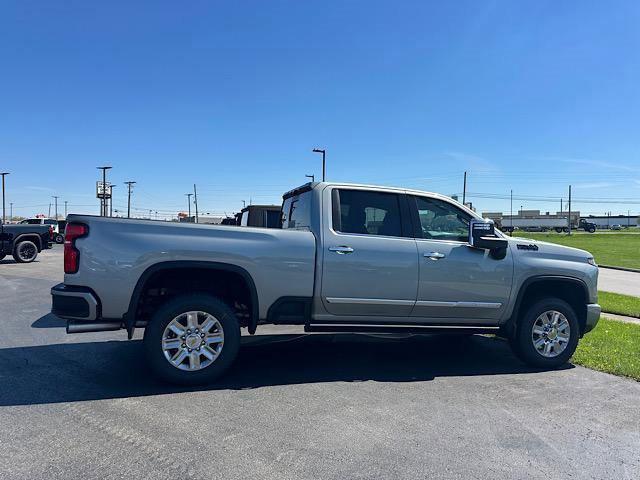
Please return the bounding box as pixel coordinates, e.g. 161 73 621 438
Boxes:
510 189 513 236
193 184 199 223
312 148 326 181
568 185 572 236
462 171 467 206
109 185 116 217
64 201 68 218
185 193 193 219
48 203 51 218
97 166 112 216
10 202 13 222
0 172 9 225
305 174 315 182
124 181 136 219
52 196 59 219
628 210 631 228
242 200 246 208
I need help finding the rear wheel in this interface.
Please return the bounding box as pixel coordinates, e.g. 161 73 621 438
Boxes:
509 298 579 368
55 233 64 244
143 294 241 385
13 241 38 263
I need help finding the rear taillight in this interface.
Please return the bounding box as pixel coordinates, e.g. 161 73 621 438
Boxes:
49 226 54 240
64 223 88 274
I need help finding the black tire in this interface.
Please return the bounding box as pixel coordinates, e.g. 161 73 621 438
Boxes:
143 294 241 385
13 240 38 263
588 227 596 233
55 233 64 244
509 298 580 368
0 254 5 261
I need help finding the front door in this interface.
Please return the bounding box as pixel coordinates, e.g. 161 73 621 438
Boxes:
321 188 419 317
409 195 513 323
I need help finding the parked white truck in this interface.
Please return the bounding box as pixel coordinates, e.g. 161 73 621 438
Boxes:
51 182 600 384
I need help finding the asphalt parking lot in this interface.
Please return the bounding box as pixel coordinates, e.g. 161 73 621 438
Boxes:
1 246 639 479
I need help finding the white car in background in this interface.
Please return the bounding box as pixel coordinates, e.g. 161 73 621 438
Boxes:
19 218 65 243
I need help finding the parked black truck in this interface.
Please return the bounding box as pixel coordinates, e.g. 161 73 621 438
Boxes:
0 223 53 263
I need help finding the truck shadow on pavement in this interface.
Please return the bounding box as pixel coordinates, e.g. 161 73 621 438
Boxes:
0 331 573 407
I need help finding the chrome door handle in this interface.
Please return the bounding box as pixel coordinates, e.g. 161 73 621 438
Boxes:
329 246 354 254
424 252 446 260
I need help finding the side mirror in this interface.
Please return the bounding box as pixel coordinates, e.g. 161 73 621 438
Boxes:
469 219 508 259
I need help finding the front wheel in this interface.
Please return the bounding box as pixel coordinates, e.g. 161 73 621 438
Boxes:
13 240 38 263
143 294 241 385
509 298 579 368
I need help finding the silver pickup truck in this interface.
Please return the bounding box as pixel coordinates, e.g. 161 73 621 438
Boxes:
51 182 601 384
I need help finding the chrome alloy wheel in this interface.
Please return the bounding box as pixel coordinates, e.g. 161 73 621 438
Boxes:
531 310 571 358
162 311 224 371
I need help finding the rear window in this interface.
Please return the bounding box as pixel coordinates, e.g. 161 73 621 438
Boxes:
281 192 311 229
24 219 42 225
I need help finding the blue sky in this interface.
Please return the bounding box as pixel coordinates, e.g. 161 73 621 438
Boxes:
1 0 639 219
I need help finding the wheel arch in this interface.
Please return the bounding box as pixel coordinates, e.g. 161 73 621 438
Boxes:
125 261 259 339
13 234 42 251
507 275 589 337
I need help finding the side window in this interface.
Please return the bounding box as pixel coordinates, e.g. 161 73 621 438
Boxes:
334 189 403 237
413 196 470 242
265 210 281 228
281 192 311 229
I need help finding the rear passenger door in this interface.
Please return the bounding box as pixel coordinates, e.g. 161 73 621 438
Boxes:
320 188 419 317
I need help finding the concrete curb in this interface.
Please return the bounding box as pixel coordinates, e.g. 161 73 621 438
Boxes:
601 313 640 326
599 265 640 273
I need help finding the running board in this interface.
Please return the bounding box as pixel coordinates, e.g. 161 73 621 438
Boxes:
304 324 500 335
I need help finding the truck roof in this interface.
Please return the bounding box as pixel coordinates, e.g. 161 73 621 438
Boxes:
282 181 479 217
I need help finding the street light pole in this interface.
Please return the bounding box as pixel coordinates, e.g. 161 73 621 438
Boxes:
312 148 326 181
193 184 199 224
0 172 9 224
125 181 136 219
510 189 513 237
52 196 59 220
462 171 467 206
568 185 572 236
185 193 193 220
109 185 116 217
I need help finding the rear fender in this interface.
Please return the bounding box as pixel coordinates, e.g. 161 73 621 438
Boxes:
124 261 259 339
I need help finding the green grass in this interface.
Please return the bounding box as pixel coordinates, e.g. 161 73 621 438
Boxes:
516 232 640 270
598 291 640 318
572 318 640 381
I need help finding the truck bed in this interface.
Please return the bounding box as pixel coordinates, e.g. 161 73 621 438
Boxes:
64 215 317 320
